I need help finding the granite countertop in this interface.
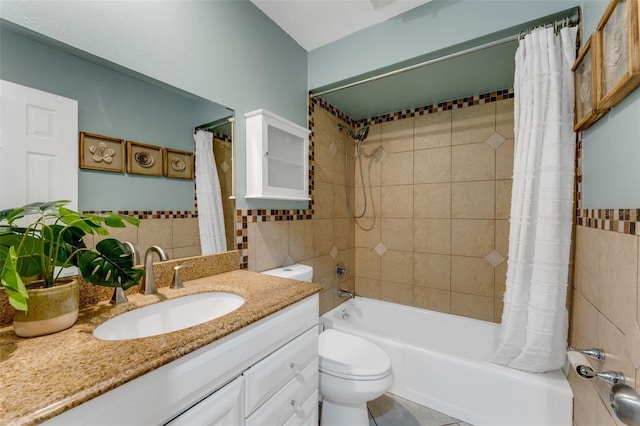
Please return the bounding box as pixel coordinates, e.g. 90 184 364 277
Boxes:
0 270 322 425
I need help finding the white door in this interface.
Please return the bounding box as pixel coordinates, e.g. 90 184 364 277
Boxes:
0 79 78 210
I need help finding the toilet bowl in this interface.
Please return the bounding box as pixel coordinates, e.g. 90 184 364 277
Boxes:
318 329 393 426
260 264 393 426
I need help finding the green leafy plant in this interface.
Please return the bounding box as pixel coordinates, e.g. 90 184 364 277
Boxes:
0 201 144 312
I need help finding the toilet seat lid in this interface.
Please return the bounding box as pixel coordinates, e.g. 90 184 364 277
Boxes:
319 329 392 380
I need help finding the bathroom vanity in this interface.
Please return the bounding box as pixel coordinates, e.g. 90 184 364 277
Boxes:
0 268 322 425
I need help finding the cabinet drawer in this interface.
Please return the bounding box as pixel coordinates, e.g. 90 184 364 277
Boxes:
283 389 318 426
245 358 318 426
166 376 244 425
244 326 318 415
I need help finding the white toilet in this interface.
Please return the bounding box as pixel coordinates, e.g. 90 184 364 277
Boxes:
261 264 394 426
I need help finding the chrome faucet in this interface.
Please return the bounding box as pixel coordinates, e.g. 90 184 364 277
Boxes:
337 289 354 299
140 246 169 295
121 241 140 266
110 241 140 304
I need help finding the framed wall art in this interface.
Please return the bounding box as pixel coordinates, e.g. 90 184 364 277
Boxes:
126 141 163 176
79 132 125 173
163 148 194 179
572 36 608 132
595 0 640 110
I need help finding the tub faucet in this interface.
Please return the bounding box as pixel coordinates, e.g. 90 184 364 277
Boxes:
337 289 354 299
140 246 169 295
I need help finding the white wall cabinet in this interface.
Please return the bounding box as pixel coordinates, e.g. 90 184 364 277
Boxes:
245 109 310 201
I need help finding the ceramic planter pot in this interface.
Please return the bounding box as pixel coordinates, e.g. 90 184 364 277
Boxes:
13 279 79 337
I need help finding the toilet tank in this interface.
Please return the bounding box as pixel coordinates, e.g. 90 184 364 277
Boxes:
261 264 313 282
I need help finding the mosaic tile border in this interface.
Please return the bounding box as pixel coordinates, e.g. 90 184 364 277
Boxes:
355 88 514 126
82 210 197 219
575 135 640 235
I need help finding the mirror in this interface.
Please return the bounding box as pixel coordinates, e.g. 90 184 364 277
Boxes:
0 22 236 260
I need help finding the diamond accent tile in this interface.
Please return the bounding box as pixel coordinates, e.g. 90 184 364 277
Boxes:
220 161 230 172
329 142 338 157
485 132 506 150
330 246 338 260
374 146 387 162
485 250 506 267
374 242 387 256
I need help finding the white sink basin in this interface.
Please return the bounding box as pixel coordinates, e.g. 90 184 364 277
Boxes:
93 292 245 341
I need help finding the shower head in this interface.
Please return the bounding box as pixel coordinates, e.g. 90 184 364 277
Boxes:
337 124 370 142
355 126 369 142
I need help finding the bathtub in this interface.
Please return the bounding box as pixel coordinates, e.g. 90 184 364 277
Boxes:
321 297 572 426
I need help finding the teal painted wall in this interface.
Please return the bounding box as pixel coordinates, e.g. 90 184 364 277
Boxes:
0 26 230 211
0 1 308 210
580 0 640 208
308 0 580 90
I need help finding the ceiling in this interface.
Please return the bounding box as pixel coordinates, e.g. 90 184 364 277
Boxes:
251 1 576 121
250 0 433 51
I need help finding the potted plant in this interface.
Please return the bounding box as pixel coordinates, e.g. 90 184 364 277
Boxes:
0 200 144 337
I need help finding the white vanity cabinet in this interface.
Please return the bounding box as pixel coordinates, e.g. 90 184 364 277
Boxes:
245 109 310 201
45 295 319 426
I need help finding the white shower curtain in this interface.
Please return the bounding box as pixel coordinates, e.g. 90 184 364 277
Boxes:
194 130 227 254
489 26 577 373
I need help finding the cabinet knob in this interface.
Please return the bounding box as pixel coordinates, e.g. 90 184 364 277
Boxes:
290 362 301 375
290 399 302 412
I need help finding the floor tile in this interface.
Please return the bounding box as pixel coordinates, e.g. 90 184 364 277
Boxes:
367 393 467 426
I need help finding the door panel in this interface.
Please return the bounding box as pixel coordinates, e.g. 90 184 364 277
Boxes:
0 79 78 210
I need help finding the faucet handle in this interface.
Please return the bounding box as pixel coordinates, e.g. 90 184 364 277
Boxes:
170 263 193 289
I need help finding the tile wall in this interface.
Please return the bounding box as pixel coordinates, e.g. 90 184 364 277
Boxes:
570 226 640 425
352 98 514 322
241 91 515 320
568 141 640 425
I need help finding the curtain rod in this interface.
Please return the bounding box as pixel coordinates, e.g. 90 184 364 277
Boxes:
310 13 579 99
194 115 234 133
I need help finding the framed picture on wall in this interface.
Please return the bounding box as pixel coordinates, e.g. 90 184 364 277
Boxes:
126 140 163 176
79 132 125 173
572 36 608 132
595 0 640 110
163 148 194 179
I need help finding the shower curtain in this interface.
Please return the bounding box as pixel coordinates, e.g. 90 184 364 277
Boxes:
194 130 227 254
489 26 577 373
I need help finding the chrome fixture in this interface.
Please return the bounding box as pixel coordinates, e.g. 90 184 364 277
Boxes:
109 287 128 305
337 123 371 220
341 309 350 319
109 241 140 305
610 383 640 426
337 289 354 299
170 263 193 289
122 241 140 266
337 123 369 144
576 364 625 385
140 246 169 295
568 345 606 362
336 261 351 280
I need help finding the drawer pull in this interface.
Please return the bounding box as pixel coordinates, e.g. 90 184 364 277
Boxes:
290 362 301 375
290 399 302 412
